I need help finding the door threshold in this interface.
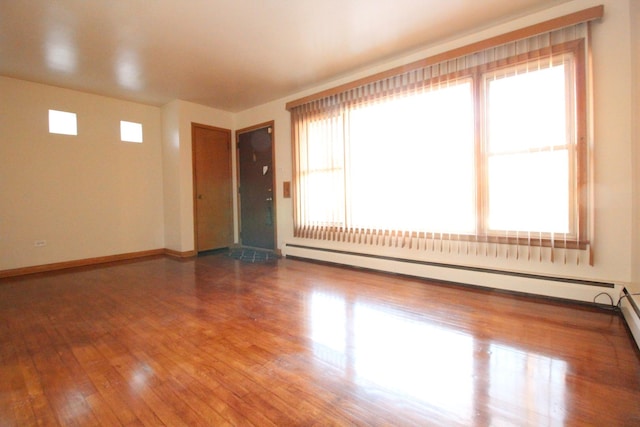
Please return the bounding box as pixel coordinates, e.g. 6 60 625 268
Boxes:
197 248 230 257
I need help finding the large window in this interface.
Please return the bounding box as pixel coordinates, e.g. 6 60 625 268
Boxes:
348 79 476 234
290 20 593 255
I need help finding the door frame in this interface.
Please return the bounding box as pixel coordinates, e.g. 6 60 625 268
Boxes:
191 122 233 253
236 120 278 252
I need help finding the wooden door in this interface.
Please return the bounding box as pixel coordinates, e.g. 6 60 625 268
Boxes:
237 123 276 250
192 124 233 252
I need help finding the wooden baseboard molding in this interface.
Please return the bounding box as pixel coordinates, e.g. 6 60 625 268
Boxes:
0 249 166 279
164 249 198 258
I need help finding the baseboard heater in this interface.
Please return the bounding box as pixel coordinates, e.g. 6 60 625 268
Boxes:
284 243 619 307
623 288 640 316
620 288 640 350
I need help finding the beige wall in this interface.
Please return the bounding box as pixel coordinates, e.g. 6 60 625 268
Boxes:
161 100 235 253
0 80 235 270
0 76 164 270
235 0 635 288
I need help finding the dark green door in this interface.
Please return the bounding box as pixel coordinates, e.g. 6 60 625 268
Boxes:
237 125 275 250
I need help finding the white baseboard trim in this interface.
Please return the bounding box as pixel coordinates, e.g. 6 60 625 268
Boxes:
283 243 621 306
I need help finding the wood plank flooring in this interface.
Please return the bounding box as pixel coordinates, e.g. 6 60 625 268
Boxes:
1 253 639 426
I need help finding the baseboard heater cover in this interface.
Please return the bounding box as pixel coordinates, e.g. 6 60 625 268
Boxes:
620 288 640 350
284 243 619 306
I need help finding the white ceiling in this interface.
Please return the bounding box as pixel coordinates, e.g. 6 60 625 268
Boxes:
0 0 571 112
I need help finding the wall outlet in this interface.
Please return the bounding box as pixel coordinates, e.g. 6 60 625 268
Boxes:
34 240 47 247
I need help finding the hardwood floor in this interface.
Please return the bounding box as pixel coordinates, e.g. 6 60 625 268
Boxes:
1 253 639 426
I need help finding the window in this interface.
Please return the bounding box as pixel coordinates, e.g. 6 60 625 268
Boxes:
347 79 476 234
289 20 592 256
485 59 576 236
120 120 143 143
48 109 77 135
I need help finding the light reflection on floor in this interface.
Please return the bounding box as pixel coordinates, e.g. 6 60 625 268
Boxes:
308 290 567 424
488 343 567 424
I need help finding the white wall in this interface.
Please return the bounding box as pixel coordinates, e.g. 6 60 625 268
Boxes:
235 0 635 294
630 0 640 295
161 100 235 253
627 0 640 343
0 76 165 270
161 100 182 252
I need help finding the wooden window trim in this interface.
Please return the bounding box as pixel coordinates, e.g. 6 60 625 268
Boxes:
475 40 587 246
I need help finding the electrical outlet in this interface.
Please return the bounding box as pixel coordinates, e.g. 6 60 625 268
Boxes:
34 240 47 247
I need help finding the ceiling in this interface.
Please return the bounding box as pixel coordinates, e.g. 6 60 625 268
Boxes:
0 0 571 112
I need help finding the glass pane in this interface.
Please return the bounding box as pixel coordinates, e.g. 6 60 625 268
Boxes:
488 150 569 233
487 64 567 154
300 116 345 226
348 80 476 234
48 109 77 135
120 120 143 143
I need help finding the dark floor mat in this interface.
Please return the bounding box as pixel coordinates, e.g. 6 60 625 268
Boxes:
228 248 277 263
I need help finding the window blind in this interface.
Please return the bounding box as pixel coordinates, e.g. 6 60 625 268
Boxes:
290 9 601 265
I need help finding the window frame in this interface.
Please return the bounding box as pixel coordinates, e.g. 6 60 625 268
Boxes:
476 39 587 248
291 39 590 250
